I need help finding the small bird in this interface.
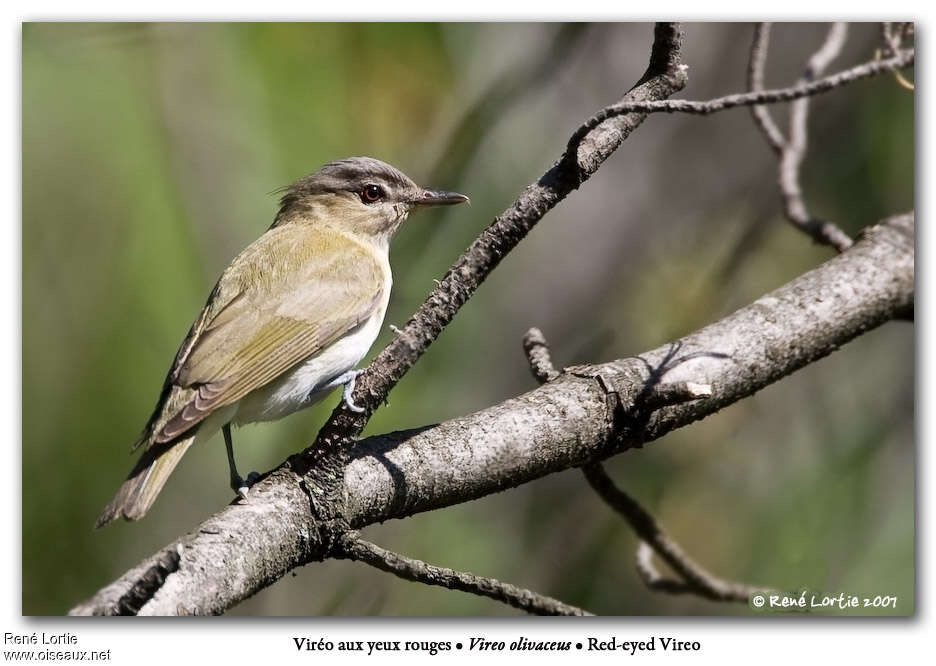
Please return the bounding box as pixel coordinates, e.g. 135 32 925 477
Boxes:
96 157 468 527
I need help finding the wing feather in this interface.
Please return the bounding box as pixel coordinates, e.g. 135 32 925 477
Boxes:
153 226 385 444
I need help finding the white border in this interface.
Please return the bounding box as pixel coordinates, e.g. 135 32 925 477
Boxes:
5 4 929 664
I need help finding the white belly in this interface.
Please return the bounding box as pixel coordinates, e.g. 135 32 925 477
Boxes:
232 305 386 425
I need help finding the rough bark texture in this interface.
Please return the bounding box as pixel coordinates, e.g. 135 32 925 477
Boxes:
295 23 688 466
71 212 913 616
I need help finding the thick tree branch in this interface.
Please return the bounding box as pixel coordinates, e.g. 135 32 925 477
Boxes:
524 329 746 603
72 212 913 615
108 547 181 616
73 22 687 616
335 533 591 616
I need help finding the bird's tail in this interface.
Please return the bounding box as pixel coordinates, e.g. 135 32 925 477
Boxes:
95 434 196 528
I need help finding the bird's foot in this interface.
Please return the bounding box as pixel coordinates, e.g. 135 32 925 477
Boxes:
230 472 260 500
230 477 248 500
338 369 366 413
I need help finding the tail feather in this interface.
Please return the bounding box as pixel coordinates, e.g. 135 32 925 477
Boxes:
95 435 196 528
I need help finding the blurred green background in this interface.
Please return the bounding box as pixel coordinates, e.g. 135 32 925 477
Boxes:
22 23 913 616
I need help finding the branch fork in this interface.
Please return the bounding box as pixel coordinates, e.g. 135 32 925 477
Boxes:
71 23 914 616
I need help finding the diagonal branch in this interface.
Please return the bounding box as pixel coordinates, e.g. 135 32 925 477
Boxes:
72 212 913 615
583 463 766 602
72 23 687 616
294 23 687 473
567 47 913 157
335 533 591 616
522 329 750 603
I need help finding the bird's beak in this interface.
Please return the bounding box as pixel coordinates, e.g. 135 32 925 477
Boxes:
413 189 470 207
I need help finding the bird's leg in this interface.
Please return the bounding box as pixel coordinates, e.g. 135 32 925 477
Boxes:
223 424 250 499
329 369 366 413
308 369 366 413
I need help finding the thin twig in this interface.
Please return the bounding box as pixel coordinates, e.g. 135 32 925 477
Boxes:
567 48 914 156
636 542 696 593
522 327 561 383
779 23 852 252
747 23 786 154
583 463 766 602
336 533 592 616
525 328 753 603
522 330 744 603
879 22 915 90
880 22 901 57
748 23 855 252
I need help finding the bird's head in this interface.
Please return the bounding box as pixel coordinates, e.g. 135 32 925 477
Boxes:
274 156 469 243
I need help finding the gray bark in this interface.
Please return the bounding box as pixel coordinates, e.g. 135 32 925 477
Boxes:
71 212 913 616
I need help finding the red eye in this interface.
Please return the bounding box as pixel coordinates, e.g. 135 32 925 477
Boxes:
361 184 383 203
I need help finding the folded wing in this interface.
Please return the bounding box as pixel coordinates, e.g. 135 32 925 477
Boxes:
153 226 384 443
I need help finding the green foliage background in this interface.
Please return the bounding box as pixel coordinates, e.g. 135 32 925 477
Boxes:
22 23 913 616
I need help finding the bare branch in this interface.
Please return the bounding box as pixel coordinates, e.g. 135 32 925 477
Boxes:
567 47 914 156
71 21 913 616
522 327 560 383
748 24 855 252
779 23 853 252
333 307 582 619
901 22 915 44
72 24 689 616
747 23 786 154
636 543 706 594
804 23 849 78
101 547 181 616
292 23 688 475
336 533 591 616
880 22 902 57
524 331 740 604
524 330 711 417
637 542 689 593
642 381 712 410
70 212 912 616
584 464 766 602
879 22 915 90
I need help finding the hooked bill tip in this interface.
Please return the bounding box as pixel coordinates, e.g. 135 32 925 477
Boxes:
415 189 470 207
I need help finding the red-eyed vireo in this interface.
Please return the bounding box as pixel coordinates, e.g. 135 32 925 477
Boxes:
96 157 468 527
